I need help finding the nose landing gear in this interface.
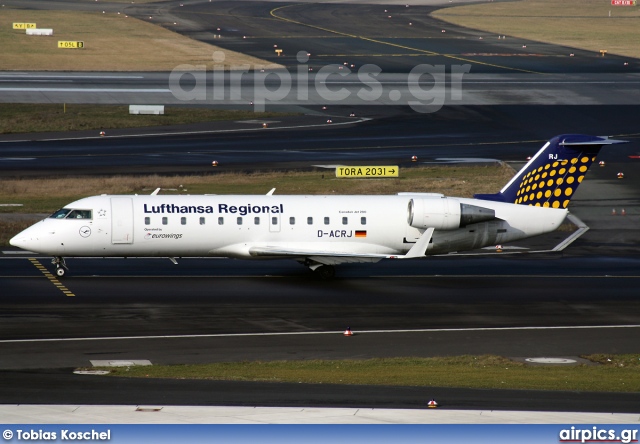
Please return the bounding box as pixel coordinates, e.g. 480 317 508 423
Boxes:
52 256 68 277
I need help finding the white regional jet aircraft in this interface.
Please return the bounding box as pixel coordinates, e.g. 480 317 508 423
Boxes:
10 134 626 279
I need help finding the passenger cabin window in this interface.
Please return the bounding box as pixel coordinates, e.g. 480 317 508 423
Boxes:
271 216 277 225
145 217 150 225
254 217 260 225
181 217 187 225
342 217 348 225
324 217 330 225
237 217 243 225
162 217 168 225
200 217 205 225
289 217 295 225
218 217 224 225
307 217 313 225
361 217 367 225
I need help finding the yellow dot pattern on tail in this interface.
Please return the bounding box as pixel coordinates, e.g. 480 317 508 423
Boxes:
514 155 596 208
473 135 627 207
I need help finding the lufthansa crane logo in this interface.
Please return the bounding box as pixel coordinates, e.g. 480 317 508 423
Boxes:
79 226 92 238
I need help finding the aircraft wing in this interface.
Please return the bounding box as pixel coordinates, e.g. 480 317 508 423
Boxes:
248 246 389 265
248 228 435 265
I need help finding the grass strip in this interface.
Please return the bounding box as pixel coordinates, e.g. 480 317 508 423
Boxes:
0 165 514 212
0 9 280 71
0 165 514 245
0 104 296 134
98 354 640 392
432 0 640 59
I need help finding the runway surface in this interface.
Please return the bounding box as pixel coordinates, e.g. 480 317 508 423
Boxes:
1 0 639 416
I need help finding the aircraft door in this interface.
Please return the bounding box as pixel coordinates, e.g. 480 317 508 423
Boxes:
111 197 134 244
269 214 281 233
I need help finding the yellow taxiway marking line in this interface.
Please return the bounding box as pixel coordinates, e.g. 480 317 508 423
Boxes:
241 35 346 39
28 258 75 297
245 36 471 39
269 4 543 75
314 53 565 58
316 53 436 57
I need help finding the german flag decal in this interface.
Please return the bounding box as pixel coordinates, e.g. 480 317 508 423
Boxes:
355 230 367 238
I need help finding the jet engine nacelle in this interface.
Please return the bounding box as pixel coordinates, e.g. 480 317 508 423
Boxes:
407 198 496 230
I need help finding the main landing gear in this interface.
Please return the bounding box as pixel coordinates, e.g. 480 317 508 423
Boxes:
315 265 336 280
52 256 68 277
302 260 336 280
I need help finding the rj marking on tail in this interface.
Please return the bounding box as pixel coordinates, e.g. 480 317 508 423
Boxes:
10 134 627 279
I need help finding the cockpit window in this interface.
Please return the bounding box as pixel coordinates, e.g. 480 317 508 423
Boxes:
48 208 92 219
68 209 92 219
49 208 72 219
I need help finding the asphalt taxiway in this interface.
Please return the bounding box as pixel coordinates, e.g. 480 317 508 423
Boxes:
1 105 639 177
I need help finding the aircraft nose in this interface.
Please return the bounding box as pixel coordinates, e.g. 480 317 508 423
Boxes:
10 231 34 248
10 225 40 251
9 234 21 247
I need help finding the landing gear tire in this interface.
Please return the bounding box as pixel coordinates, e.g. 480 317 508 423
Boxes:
51 256 68 278
315 265 336 280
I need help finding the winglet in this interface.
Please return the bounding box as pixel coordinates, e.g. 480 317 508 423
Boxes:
402 227 434 259
151 188 161 196
266 188 276 196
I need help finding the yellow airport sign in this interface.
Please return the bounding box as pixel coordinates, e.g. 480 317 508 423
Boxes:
13 23 36 29
58 41 84 49
336 166 399 178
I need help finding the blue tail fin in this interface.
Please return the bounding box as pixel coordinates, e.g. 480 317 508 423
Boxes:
474 134 627 209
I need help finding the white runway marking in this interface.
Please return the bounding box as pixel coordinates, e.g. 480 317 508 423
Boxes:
0 88 170 93
0 118 370 143
0 324 637 344
0 80 73 83
0 75 145 79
